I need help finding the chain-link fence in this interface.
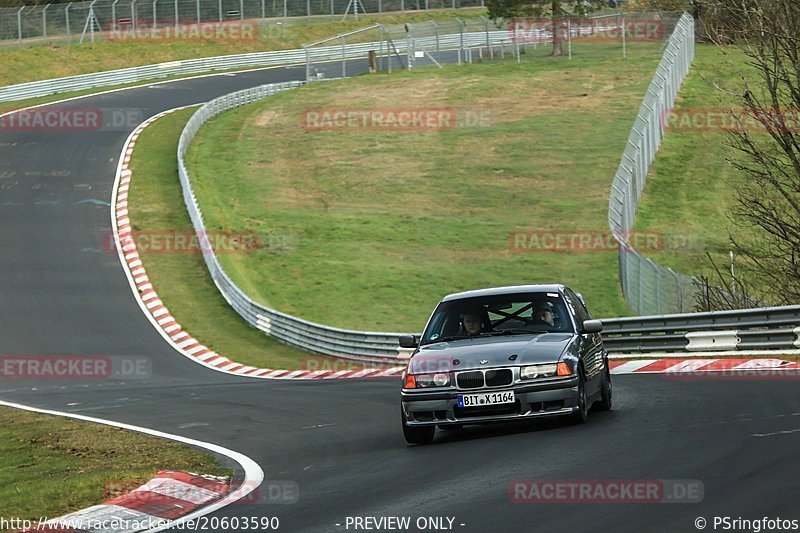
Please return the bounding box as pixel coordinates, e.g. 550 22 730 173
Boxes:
0 0 484 45
608 12 697 316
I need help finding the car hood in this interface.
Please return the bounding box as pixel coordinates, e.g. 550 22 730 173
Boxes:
409 333 575 373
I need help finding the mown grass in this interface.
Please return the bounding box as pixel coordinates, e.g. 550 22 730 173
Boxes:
634 44 756 276
127 107 350 370
0 406 229 527
184 40 666 331
0 10 487 86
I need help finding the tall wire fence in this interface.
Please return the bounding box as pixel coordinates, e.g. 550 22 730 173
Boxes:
608 12 698 316
0 0 483 45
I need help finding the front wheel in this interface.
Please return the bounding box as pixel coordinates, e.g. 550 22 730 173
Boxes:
402 408 435 444
568 372 588 424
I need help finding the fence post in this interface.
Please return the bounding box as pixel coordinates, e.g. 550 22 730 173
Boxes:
130 0 136 28
622 15 627 59
307 0 311 18
174 0 178 31
482 16 492 60
240 0 244 20
196 0 200 24
66 3 72 43
218 0 222 22
43 4 49 39
303 45 310 81
330 0 334 15
261 0 265 19
283 0 287 19
17 6 24 44
457 18 465 65
152 0 157 30
341 35 347 78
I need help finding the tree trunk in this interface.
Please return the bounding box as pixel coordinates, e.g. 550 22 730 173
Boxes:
551 0 563 56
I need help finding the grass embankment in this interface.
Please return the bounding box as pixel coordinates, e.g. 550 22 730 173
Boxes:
127 107 343 370
0 10 486 87
184 41 665 331
0 406 229 527
634 45 755 277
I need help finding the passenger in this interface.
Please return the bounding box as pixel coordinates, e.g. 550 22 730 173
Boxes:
530 302 556 327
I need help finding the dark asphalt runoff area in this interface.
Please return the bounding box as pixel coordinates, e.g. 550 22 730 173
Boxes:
1 57 800 533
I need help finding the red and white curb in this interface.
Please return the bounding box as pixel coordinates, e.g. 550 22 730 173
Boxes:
609 358 799 374
0 399 263 533
24 471 231 533
113 112 800 382
112 109 405 381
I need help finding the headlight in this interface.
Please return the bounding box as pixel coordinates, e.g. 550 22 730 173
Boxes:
406 372 451 388
520 364 558 380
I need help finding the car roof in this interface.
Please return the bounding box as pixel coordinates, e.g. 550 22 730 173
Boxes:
441 284 566 302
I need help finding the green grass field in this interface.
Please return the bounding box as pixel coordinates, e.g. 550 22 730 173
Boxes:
127 107 362 370
634 45 754 276
0 406 229 526
183 41 666 332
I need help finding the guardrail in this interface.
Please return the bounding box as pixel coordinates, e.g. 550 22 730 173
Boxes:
600 305 800 353
607 11 698 316
0 29 507 103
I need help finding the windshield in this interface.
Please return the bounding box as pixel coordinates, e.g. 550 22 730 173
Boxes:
420 292 574 345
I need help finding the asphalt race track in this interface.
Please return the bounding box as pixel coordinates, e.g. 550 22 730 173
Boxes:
2 59 800 533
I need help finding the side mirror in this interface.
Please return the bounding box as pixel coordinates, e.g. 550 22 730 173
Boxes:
581 320 603 334
399 335 419 348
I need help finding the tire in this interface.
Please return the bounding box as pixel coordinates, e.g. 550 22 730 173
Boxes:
402 408 435 444
568 371 588 424
594 366 613 411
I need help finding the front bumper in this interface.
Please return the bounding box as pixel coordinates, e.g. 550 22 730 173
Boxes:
401 376 580 426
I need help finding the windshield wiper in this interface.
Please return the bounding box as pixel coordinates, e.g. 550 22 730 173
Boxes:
488 329 549 336
421 335 471 345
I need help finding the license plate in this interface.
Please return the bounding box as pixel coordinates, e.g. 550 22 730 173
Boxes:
457 391 515 408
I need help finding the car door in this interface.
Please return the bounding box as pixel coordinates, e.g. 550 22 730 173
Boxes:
564 288 604 394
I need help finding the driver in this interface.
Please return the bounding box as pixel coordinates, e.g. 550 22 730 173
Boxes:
530 302 556 327
461 312 483 336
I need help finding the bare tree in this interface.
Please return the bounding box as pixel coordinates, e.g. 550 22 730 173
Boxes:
699 0 800 309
